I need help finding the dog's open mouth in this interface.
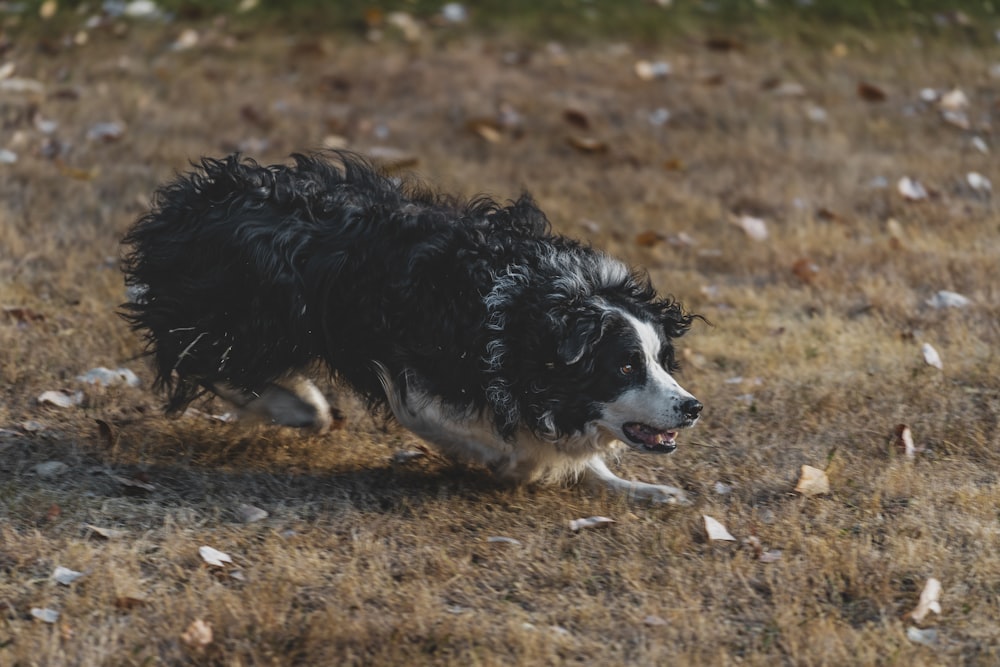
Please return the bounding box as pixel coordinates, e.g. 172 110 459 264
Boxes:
622 422 678 453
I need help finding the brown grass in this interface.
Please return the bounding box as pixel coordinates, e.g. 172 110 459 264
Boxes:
2 13 999 666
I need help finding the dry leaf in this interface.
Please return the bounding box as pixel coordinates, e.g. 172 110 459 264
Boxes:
966 172 992 193
705 36 743 51
971 136 989 154
703 515 736 541
39 0 57 19
110 473 155 493
53 566 84 586
634 60 671 81
759 550 783 563
31 607 59 624
922 343 943 370
198 546 233 567
172 28 200 51
33 461 69 478
76 367 140 387
926 290 971 309
894 424 917 459
86 122 125 143
857 81 887 102
794 465 830 496
732 215 768 241
37 390 83 408
909 578 942 622
235 503 268 524
635 230 665 248
791 258 820 284
643 614 668 626
114 591 148 609
713 481 733 495
181 619 213 649
562 108 590 130
907 626 938 646
86 524 126 539
939 88 968 111
566 136 608 154
569 516 615 531
897 177 928 201
942 109 970 130
466 118 503 144
487 536 522 546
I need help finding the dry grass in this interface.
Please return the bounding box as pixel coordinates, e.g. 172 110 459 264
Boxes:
1 10 999 666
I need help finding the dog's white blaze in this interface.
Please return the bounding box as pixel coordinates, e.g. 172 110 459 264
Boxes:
599 311 697 432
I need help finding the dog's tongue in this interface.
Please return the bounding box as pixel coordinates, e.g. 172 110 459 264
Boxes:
623 422 678 453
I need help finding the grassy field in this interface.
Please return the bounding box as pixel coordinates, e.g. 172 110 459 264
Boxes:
1 3 999 665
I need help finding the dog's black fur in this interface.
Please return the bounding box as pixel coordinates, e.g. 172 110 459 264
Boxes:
122 152 697 458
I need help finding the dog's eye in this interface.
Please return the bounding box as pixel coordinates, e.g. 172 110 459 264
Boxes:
619 353 641 376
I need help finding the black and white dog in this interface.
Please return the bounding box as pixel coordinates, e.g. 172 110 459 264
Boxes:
122 152 703 503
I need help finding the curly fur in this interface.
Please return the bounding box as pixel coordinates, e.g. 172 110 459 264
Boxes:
122 151 702 501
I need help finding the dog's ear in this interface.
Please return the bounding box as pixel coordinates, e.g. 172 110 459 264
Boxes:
556 312 607 366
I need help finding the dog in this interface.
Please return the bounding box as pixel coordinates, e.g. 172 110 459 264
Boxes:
121 152 703 503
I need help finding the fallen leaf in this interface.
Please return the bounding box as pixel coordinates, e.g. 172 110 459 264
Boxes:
86 122 125 143
795 465 830 496
897 177 928 201
703 515 736 541
45 504 61 522
713 481 733 495
172 28 200 51
759 550 783 563
634 59 671 81
37 390 83 408
971 136 989 154
643 614 668 626
386 11 422 42
926 290 972 309
569 516 615 531
922 343 943 370
114 591 147 609
181 619 213 649
199 545 233 567
635 230 665 248
705 36 743 51
85 525 126 540
911 577 943 622
235 504 268 524
894 424 917 459
31 607 59 624
39 0 57 19
466 118 503 144
566 136 608 154
53 566 84 586
907 626 938 646
562 108 590 130
942 109 970 130
487 536 522 546
33 461 69 478
0 148 17 164
76 367 140 387
857 81 887 102
732 215 768 241
792 258 820 284
939 88 968 111
966 172 992 193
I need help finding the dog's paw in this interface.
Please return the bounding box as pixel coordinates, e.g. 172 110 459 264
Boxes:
635 483 690 506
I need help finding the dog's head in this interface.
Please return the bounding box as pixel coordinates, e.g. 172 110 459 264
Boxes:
547 302 702 452
490 287 702 450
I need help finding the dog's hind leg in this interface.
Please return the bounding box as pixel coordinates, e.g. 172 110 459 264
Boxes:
210 375 334 432
582 456 689 505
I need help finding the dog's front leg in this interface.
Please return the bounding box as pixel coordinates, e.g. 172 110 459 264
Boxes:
582 456 689 505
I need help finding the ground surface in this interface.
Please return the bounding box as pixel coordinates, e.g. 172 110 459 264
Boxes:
1 4 999 666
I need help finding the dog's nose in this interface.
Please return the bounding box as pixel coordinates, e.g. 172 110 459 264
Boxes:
681 398 703 421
